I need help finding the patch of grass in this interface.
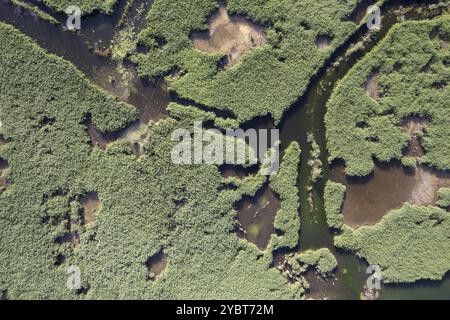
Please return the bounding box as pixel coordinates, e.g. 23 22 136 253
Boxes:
324 181 346 230
268 141 301 251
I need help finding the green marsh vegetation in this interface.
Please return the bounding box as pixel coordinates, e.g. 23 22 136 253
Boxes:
326 16 450 177
133 0 369 123
268 142 301 252
324 17 450 284
437 187 450 208
0 22 309 299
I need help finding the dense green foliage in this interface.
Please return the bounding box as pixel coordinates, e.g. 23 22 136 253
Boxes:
326 17 450 176
335 204 450 283
437 187 450 208
134 0 363 123
324 181 346 229
287 248 337 277
37 0 117 14
0 22 307 299
268 142 300 251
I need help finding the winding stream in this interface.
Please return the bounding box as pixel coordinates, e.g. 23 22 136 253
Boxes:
0 0 449 299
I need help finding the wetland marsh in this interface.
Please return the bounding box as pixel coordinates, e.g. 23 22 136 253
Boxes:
0 0 449 300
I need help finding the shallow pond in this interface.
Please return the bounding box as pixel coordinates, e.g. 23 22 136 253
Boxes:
191 4 266 67
236 184 280 250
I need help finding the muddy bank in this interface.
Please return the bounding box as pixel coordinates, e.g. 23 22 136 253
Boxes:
191 4 266 67
236 185 279 250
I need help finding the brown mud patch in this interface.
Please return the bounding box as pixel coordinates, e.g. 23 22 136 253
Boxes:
0 178 8 189
191 4 266 67
365 71 380 100
315 36 332 50
410 167 450 206
0 159 8 171
330 162 450 228
0 136 6 146
146 250 168 279
81 192 100 224
236 185 280 250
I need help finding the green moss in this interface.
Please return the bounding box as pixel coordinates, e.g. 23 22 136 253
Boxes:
335 204 450 283
324 181 346 230
134 0 363 123
326 17 450 176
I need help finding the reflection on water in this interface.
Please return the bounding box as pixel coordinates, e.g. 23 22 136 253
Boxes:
236 184 280 250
